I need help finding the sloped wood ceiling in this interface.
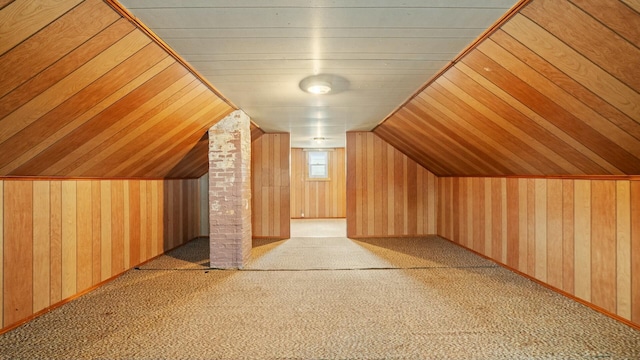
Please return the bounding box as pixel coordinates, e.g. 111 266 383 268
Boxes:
166 122 264 179
0 0 234 178
375 0 640 177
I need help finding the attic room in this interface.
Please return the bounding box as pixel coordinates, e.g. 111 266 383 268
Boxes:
0 0 639 358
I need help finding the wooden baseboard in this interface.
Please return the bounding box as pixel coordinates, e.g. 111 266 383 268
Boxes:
0 237 202 335
438 235 640 331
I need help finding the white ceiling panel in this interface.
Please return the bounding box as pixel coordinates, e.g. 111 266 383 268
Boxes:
127 8 512 29
154 27 488 39
119 0 519 148
167 37 474 56
125 1 518 8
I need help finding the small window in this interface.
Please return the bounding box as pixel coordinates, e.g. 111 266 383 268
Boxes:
307 151 329 180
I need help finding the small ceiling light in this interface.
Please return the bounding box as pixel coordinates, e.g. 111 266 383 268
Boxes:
306 81 332 95
299 74 348 95
314 137 326 143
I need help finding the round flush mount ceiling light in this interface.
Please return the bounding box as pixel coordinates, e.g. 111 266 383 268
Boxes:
306 81 332 95
299 74 349 95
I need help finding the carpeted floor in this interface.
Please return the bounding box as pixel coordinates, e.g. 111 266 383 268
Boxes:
1 235 639 359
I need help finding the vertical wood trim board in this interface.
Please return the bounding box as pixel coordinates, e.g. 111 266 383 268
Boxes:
346 132 437 238
0 180 3 328
3 181 33 327
1 178 200 332
631 181 640 324
438 177 640 329
32 181 51 314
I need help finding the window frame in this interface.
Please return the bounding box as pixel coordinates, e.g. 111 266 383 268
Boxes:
306 150 330 181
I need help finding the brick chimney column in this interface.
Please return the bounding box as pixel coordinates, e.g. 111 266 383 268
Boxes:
208 110 252 268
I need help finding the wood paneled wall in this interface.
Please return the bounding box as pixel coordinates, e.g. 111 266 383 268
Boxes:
0 0 233 178
375 0 640 176
290 148 346 219
1 178 201 332
346 132 438 238
437 176 640 327
251 133 290 239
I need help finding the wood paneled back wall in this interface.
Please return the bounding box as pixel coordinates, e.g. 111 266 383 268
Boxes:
251 133 290 239
437 177 640 327
346 132 437 238
0 178 201 332
290 148 346 219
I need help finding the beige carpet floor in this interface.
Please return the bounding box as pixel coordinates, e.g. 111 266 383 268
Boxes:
1 235 639 359
290 219 346 238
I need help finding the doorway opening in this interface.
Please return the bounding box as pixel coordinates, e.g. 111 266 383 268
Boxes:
290 147 346 237
290 218 346 237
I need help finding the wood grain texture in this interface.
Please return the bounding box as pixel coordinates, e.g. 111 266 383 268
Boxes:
1 178 201 332
546 179 563 289
0 1 15 10
0 30 150 145
572 0 640 49
504 14 640 122
91 181 101 285
76 181 93 292
0 0 82 55
631 181 640 324
522 0 640 91
492 27 640 146
464 49 637 175
346 133 357 236
128 181 140 268
290 148 346 219
32 181 50 313
100 181 112 281
0 0 233 178
152 181 162 256
474 39 627 173
110 181 124 275
166 132 210 178
616 181 631 320
375 0 640 177
529 179 537 278
590 181 617 313
6 44 170 176
491 178 503 261
0 17 132 118
0 181 3 328
139 181 147 262
574 180 592 302
506 178 519 268
54 66 193 176
518 179 528 273
346 132 437 238
61 181 77 299
562 179 575 295
3 181 32 327
622 0 640 13
251 133 290 238
438 176 638 328
49 181 62 304
0 0 118 99
534 179 547 282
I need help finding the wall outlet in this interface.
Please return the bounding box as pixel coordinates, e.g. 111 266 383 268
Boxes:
301 212 304 218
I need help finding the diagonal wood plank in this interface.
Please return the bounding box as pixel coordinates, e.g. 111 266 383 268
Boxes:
0 30 150 144
0 0 83 55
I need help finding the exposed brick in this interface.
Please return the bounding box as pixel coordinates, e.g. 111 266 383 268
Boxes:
208 110 252 269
